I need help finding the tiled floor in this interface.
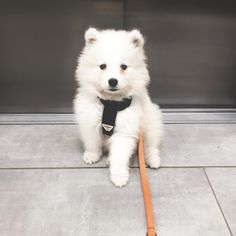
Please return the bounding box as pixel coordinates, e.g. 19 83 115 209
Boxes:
0 116 235 236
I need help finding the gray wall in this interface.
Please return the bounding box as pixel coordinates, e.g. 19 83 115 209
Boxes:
0 0 236 112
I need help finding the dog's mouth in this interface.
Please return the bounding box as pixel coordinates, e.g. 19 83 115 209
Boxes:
108 88 119 92
100 86 130 99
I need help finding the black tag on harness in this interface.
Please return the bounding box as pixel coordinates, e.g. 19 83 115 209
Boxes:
99 97 132 136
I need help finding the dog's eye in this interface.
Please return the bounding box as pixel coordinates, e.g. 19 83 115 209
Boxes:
99 64 107 70
120 64 128 70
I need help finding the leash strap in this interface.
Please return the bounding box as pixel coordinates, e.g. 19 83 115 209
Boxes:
138 129 157 236
99 97 132 136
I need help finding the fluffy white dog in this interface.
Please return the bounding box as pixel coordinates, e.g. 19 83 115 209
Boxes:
74 28 163 187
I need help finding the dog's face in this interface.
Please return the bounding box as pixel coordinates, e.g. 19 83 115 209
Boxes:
76 28 150 98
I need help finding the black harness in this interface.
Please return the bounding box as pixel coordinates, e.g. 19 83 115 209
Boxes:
99 97 132 136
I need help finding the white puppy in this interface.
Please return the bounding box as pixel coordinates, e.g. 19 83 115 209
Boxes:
74 28 163 187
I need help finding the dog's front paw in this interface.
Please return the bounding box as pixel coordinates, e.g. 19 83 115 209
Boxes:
110 168 129 187
106 157 110 166
145 148 161 169
83 151 100 164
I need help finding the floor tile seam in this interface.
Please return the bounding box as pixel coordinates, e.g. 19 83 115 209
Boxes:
203 168 233 236
0 166 236 170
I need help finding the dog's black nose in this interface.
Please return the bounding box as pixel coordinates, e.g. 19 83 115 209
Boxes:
108 78 118 88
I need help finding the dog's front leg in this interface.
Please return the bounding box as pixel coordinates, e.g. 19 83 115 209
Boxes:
81 129 102 164
109 135 137 187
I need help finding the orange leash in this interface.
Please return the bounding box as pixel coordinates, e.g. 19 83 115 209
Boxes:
138 129 157 236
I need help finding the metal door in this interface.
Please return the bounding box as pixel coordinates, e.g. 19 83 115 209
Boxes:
0 0 235 112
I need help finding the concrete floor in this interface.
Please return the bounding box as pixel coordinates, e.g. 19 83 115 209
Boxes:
0 115 235 236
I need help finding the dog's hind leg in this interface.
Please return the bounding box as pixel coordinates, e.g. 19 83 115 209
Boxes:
142 103 163 169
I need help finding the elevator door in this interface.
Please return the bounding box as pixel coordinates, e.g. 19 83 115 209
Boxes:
0 0 235 112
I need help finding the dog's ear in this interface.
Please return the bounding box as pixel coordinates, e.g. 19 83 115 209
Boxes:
129 29 144 48
85 27 98 46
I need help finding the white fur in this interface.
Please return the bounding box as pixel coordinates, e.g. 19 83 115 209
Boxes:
74 28 163 187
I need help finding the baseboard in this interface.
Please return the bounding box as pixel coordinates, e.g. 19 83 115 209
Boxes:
0 109 236 124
